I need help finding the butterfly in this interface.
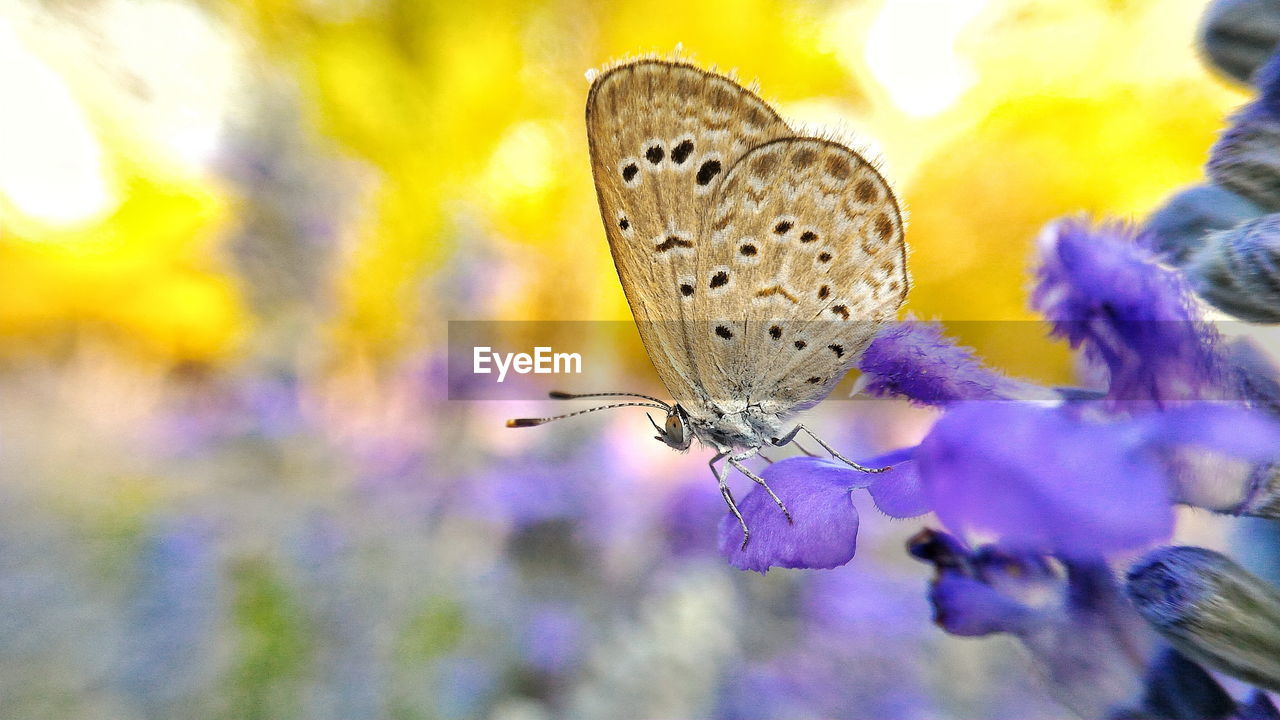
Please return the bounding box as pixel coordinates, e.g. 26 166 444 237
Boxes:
508 57 909 546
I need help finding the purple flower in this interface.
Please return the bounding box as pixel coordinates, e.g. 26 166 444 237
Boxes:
907 529 1059 637
909 529 1158 718
929 573 1042 637
919 402 1173 556
716 450 931 572
1032 218 1225 407
863 447 930 519
857 319 1056 406
718 457 866 573
916 402 1280 557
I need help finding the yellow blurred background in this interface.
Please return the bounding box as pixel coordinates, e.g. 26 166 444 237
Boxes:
0 0 1245 379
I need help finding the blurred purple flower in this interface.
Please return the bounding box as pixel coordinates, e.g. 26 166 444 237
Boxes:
917 402 1280 557
662 480 725 557
433 654 498 720
801 567 929 639
920 402 1173 556
466 445 612 528
290 515 385 720
1032 218 1225 407
521 605 582 675
909 529 1157 718
242 372 306 439
717 641 940 720
929 573 1041 636
718 457 865 573
858 319 1054 406
115 518 221 718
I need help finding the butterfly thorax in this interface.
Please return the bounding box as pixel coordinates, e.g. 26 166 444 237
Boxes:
686 402 784 452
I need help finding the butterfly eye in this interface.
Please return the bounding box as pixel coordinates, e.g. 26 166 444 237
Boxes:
663 410 691 449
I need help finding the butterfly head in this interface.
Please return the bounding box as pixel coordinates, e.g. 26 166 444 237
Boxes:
649 404 692 451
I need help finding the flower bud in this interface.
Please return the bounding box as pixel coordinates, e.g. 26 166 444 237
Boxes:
1186 214 1280 322
1142 184 1264 265
1126 546 1280 692
1198 0 1280 84
1208 44 1280 212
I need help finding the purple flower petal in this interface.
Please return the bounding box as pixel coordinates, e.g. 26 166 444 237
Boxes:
930 573 1039 637
718 458 861 573
1141 403 1280 461
917 402 1175 556
1032 218 1225 407
865 449 930 519
858 319 1052 406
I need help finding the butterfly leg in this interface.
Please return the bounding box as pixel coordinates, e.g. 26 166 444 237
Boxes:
711 452 750 549
727 449 792 524
771 425 889 473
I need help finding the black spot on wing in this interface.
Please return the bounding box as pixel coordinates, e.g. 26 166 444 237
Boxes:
671 140 694 164
655 236 693 253
696 160 722 186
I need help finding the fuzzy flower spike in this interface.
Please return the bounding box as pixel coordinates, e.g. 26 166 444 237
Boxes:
1032 218 1227 407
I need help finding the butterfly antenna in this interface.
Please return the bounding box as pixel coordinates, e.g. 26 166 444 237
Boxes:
506 401 670 428
548 390 670 408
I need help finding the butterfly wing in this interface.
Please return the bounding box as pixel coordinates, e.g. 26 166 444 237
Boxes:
691 137 908 416
585 59 792 411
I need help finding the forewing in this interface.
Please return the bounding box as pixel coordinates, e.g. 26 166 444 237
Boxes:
691 137 908 416
586 59 792 410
